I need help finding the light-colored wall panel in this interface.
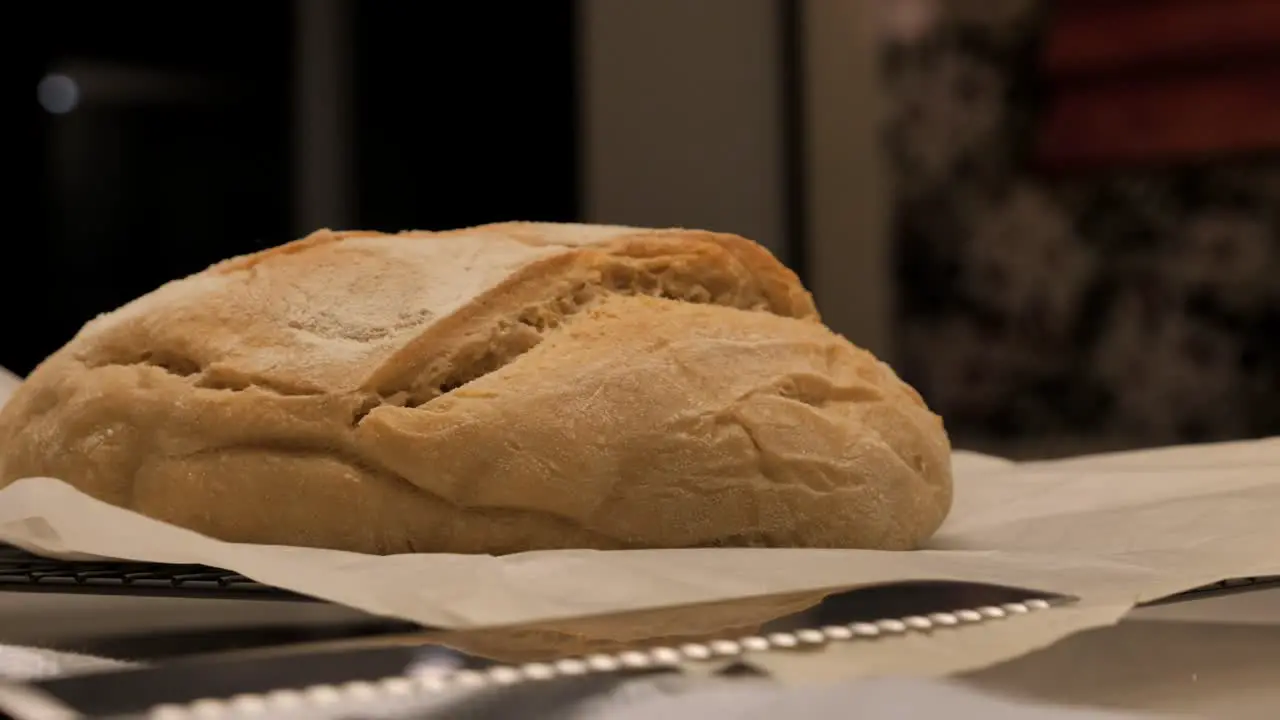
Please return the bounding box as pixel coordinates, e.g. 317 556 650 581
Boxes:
580 0 892 357
801 0 893 359
579 0 788 258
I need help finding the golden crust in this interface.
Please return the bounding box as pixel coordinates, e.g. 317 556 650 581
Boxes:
0 223 951 554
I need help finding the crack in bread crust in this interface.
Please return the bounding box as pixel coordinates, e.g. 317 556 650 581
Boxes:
376 250 802 411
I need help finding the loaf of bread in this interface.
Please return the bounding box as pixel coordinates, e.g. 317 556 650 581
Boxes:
0 223 952 554
0 367 18 408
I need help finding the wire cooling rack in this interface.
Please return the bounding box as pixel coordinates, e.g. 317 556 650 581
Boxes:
0 544 306 601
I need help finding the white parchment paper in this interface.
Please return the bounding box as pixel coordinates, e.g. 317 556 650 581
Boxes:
1 366 1277 681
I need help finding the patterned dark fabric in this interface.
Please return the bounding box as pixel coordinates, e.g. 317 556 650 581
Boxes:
882 0 1280 452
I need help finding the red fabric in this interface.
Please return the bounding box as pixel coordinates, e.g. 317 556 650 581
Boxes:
1035 0 1280 171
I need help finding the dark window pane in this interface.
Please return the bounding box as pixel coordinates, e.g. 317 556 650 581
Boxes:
351 1 578 231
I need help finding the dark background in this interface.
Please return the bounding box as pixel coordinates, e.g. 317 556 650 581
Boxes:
12 0 1279 455
14 1 578 376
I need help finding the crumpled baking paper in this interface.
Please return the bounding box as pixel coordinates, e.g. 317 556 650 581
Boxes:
1 366 1277 682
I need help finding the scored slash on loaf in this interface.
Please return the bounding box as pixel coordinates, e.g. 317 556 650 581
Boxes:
0 223 952 554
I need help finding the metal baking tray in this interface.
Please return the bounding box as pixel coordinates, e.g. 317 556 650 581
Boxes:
0 584 1074 719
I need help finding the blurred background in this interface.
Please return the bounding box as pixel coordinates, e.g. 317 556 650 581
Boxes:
14 0 1280 458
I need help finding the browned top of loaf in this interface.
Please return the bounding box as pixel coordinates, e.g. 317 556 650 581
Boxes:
70 222 817 398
